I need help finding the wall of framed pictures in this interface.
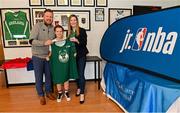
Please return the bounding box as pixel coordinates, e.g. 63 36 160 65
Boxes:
0 0 178 59
28 0 108 7
0 0 178 83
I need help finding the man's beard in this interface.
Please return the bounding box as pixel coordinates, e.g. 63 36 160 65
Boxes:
44 21 52 26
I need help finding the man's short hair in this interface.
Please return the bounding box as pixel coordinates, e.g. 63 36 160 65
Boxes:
44 9 53 14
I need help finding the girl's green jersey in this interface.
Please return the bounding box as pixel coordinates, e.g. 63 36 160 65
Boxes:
50 40 78 84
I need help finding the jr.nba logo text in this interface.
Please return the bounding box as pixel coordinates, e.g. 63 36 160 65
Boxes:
119 27 178 55
132 28 147 51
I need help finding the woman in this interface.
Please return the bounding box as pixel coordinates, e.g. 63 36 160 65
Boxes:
49 25 78 102
68 14 89 104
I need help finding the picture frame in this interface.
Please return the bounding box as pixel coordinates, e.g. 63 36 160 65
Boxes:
108 8 132 26
29 0 42 6
57 0 69 6
133 5 161 15
70 0 82 6
96 0 107 7
53 10 90 31
95 8 104 21
0 8 31 48
32 8 46 25
43 0 56 6
83 0 95 7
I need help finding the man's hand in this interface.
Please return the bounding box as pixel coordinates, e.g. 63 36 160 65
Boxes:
44 39 52 45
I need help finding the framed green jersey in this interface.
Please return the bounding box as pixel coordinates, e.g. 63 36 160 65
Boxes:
0 8 31 48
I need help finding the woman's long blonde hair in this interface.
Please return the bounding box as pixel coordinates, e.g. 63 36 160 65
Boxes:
67 14 80 37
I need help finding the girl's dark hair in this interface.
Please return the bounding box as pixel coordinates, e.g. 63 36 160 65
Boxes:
54 25 64 31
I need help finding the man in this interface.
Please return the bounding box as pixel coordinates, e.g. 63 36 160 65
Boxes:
29 9 55 105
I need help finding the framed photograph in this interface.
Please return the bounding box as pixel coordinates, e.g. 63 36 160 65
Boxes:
70 0 82 6
133 5 161 15
53 10 90 31
32 8 45 25
57 0 69 6
29 0 42 6
109 8 132 26
96 0 107 7
83 0 95 7
43 0 56 6
0 8 31 48
95 8 104 21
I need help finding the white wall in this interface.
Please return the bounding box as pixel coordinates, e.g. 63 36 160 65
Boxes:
0 0 179 59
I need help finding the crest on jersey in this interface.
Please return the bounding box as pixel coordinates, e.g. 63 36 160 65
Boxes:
58 49 69 63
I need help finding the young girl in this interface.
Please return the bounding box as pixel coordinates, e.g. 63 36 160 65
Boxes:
49 25 78 102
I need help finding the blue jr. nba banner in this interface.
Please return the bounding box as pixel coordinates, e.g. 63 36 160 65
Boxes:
100 6 180 80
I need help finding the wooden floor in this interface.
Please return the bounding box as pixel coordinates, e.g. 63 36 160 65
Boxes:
0 80 124 112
